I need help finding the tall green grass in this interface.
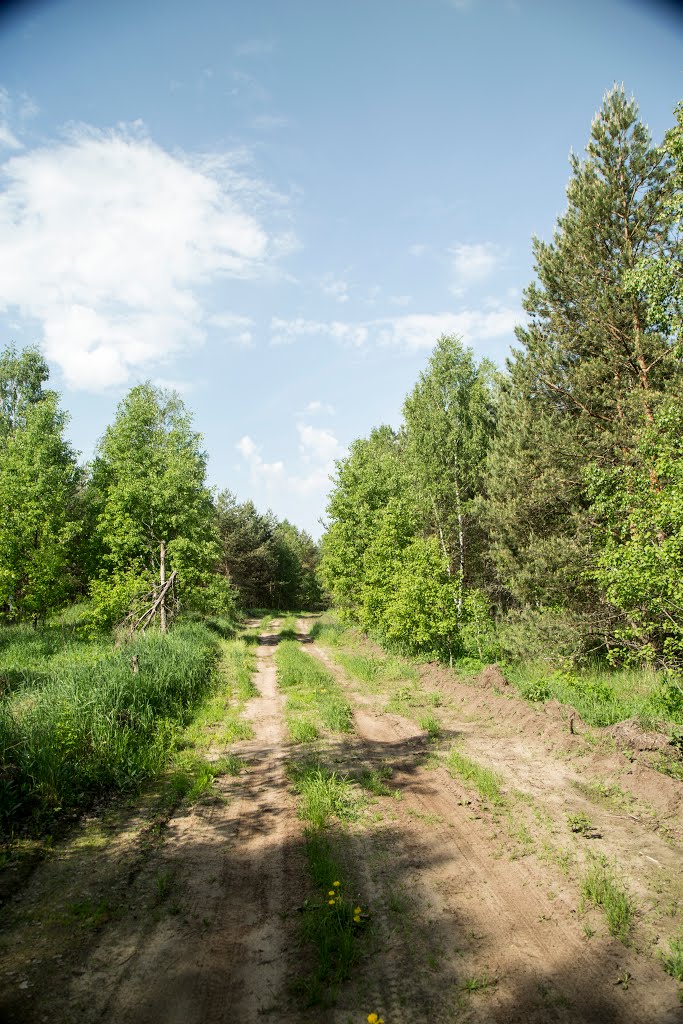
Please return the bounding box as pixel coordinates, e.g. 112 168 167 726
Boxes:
506 663 682 728
0 621 221 830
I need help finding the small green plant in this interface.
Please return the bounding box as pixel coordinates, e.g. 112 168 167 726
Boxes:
358 766 393 797
446 748 505 806
461 972 495 993
661 936 683 982
567 811 594 835
580 856 635 943
287 760 362 828
156 870 173 900
521 680 552 702
419 713 441 739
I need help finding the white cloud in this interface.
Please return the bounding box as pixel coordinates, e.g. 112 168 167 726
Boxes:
270 307 519 352
236 435 285 483
208 312 255 346
235 424 345 503
450 241 505 294
0 124 289 389
297 424 344 464
270 317 368 347
320 274 349 303
304 400 335 415
253 114 289 130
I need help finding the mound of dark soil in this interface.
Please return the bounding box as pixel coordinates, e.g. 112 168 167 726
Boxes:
479 663 509 689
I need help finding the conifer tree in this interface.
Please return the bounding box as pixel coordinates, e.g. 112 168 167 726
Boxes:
486 86 677 618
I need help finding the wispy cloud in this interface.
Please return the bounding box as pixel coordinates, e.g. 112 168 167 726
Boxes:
0 123 292 390
408 243 427 257
234 39 275 57
0 88 23 150
320 274 350 303
270 308 519 351
271 317 369 347
253 113 289 130
236 423 345 500
450 241 505 295
236 435 285 483
304 400 335 415
208 313 255 346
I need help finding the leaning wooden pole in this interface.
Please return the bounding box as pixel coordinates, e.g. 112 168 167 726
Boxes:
160 540 167 633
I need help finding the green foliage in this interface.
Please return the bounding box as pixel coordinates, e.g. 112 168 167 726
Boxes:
661 935 683 983
580 855 635 942
587 399 683 668
89 383 231 627
445 748 505 805
0 359 81 623
215 491 323 610
275 639 353 739
627 100 683 344
486 86 677 619
0 620 219 829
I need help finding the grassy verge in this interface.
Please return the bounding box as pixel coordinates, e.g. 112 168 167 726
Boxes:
287 758 368 1006
0 617 236 833
506 662 682 730
275 640 353 742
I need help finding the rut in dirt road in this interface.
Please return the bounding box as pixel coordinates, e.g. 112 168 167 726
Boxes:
300 633 683 1024
82 624 305 1024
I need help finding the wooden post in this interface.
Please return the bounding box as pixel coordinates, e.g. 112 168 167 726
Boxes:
160 540 167 633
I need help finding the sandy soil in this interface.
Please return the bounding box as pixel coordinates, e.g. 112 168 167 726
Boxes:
1 618 682 1024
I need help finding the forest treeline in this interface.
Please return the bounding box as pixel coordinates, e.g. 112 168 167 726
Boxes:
320 88 683 674
0 352 323 628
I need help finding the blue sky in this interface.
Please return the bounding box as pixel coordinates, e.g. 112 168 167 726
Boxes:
0 0 681 537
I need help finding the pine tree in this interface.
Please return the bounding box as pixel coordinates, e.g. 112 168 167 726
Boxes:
486 86 677 619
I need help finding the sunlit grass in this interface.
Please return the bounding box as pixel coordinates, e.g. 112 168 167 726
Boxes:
445 747 505 806
275 640 353 741
580 855 635 943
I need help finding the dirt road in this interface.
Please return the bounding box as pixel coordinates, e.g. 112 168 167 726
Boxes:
1 617 682 1024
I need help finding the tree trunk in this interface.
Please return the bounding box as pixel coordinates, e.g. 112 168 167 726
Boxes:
160 540 167 633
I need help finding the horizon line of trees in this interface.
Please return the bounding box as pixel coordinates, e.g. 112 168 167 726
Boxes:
0 353 323 628
320 87 683 672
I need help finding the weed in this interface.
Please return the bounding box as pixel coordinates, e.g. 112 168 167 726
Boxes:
358 766 393 797
461 972 495 993
580 855 635 943
67 898 112 928
567 811 595 835
289 719 319 744
419 714 441 739
287 760 362 828
445 748 505 806
661 936 683 982
0 620 224 831
156 870 173 900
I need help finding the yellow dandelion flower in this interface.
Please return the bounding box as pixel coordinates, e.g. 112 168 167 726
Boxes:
354 906 362 915
353 915 361 923
328 899 335 905
333 880 340 887
328 890 335 896
367 1015 378 1024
